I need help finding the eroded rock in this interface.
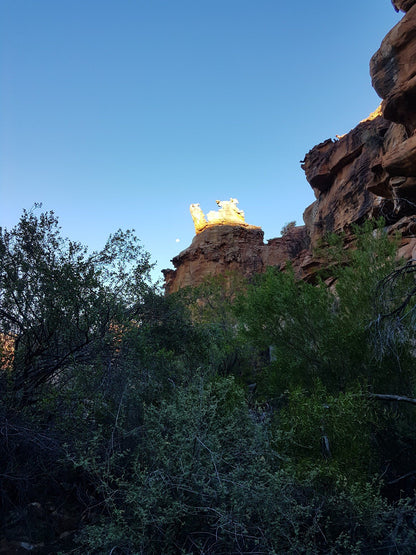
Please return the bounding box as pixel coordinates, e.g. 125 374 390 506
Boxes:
190 198 247 234
392 0 416 13
164 1 416 294
301 115 391 248
162 222 311 294
371 5 416 132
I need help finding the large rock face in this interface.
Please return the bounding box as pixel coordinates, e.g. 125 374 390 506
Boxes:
370 5 416 132
163 223 310 294
369 5 416 217
163 225 265 294
164 1 416 293
301 113 392 249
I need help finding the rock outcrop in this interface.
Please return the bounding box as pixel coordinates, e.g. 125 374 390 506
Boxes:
163 225 264 294
301 111 392 249
190 198 247 234
369 6 416 213
163 212 310 294
392 0 416 14
163 1 416 293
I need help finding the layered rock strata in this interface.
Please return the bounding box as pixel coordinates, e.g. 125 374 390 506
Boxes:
163 223 310 294
368 4 416 256
301 113 392 249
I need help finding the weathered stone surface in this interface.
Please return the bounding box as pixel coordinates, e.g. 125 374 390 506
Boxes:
163 225 263 294
369 6 416 214
383 135 416 176
370 5 416 132
262 225 309 268
368 122 408 198
162 223 311 294
301 116 391 247
392 0 416 13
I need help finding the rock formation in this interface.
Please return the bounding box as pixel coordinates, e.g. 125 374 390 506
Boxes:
190 198 247 234
163 201 310 294
391 0 416 13
163 2 416 293
301 110 392 250
369 5 416 218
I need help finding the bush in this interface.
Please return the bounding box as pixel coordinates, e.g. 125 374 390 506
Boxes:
74 375 416 554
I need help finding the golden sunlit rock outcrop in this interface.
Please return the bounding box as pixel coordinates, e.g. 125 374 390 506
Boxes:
164 0 416 293
190 198 252 234
360 104 383 123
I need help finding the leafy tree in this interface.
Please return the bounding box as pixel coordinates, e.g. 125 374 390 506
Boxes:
3 210 416 552
0 208 153 405
273 384 378 484
174 272 259 378
234 222 410 395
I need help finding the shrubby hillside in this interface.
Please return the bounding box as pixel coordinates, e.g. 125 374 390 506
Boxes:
1 209 416 553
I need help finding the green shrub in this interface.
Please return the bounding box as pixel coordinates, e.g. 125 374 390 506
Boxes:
74 375 416 554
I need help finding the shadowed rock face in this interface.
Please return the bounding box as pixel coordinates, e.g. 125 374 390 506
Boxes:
301 116 392 249
392 0 416 13
368 4 416 229
371 5 416 132
164 1 416 293
162 224 310 294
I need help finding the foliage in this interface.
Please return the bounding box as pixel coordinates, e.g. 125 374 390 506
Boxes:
2 210 416 552
280 220 296 236
174 272 258 378
273 384 378 483
74 375 416 554
0 208 153 405
235 222 410 394
234 221 416 495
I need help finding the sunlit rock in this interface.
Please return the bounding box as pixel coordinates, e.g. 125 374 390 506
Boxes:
163 204 310 293
164 1 416 293
190 198 247 234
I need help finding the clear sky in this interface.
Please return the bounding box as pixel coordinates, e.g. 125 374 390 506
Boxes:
0 0 402 283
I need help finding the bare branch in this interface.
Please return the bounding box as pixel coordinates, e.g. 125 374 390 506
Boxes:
370 393 416 405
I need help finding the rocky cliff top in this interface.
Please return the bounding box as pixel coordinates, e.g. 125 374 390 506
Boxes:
163 2 416 293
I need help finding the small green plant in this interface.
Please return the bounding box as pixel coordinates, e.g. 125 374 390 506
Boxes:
281 220 296 236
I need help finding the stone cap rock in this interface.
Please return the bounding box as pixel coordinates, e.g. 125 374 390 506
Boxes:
190 198 257 233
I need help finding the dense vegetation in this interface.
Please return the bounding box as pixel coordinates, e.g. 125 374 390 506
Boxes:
1 209 416 553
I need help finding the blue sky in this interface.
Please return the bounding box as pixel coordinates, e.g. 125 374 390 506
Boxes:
0 1 402 282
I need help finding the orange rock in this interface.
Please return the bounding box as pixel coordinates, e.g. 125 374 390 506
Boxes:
301 116 391 248
163 224 310 294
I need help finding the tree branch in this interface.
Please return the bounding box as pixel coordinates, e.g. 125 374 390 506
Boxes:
370 393 416 405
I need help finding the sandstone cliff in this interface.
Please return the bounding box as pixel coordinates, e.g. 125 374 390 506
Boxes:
301 112 392 250
163 2 416 293
163 221 310 294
